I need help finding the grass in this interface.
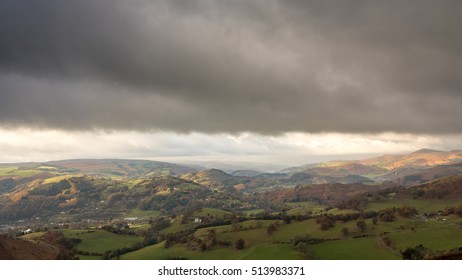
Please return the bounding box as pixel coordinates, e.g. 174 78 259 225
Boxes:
388 222 462 251
60 229 143 255
0 166 43 177
125 208 160 219
120 242 167 260
18 232 45 241
120 241 302 260
119 214 462 260
271 219 357 241
366 198 462 213
193 208 232 218
129 224 151 231
43 175 80 184
309 237 399 260
127 179 144 189
194 220 276 236
160 217 196 234
242 209 265 216
325 208 359 215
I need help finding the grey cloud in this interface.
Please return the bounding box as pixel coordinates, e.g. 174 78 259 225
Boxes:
1 0 462 134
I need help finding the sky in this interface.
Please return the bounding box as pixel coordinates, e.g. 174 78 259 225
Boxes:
1 0 461 165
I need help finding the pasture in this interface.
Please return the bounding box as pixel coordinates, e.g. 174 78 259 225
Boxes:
60 229 143 255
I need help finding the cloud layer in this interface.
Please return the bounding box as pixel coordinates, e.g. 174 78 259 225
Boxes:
1 0 462 134
1 128 460 164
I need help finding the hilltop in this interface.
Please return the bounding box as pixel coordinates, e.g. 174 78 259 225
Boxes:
281 149 462 186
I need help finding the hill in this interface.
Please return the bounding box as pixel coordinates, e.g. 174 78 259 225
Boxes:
360 149 462 170
0 235 59 259
231 170 262 177
181 169 245 188
0 232 74 260
382 162 462 186
45 159 198 177
0 175 211 224
408 174 462 199
282 161 387 177
281 149 462 186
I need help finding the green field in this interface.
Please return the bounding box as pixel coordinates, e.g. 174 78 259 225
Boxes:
194 220 276 236
285 201 326 215
120 241 302 260
125 208 161 219
388 222 462 251
159 217 196 234
43 175 80 184
366 198 462 212
193 208 232 218
60 229 143 255
0 166 43 177
242 209 265 216
114 213 462 260
309 237 399 260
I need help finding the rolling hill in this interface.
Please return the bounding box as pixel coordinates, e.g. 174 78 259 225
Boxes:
360 149 462 170
281 149 462 186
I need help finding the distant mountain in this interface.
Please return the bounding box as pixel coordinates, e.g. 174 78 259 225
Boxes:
282 161 387 177
42 159 198 177
231 170 262 177
384 162 462 186
181 169 245 188
259 183 390 206
281 149 462 186
360 149 462 170
175 161 286 173
408 174 462 199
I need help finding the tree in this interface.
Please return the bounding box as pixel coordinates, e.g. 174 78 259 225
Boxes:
401 245 426 260
235 238 245 250
379 208 395 222
396 206 418 218
206 229 217 246
316 215 335 231
200 243 207 251
266 223 278 235
356 219 367 233
231 219 240 232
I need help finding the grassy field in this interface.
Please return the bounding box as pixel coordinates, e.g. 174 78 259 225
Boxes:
60 229 143 255
43 174 82 184
242 209 265 216
388 220 462 251
193 208 232 218
309 237 399 260
366 198 462 212
121 218 400 260
285 201 326 215
118 213 462 260
0 166 43 177
120 241 302 260
18 232 46 241
125 208 161 219
159 217 197 234
194 220 276 236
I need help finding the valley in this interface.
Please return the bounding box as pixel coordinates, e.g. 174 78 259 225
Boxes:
1 149 462 260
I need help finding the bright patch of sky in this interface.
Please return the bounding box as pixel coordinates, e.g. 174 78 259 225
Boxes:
1 128 461 166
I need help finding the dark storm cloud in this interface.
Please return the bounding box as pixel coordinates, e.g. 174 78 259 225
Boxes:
1 0 462 133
